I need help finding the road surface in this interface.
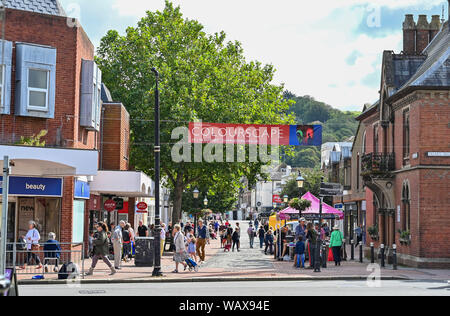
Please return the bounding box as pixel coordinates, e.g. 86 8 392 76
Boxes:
19 280 450 296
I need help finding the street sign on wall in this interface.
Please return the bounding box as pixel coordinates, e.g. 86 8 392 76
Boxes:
320 183 343 197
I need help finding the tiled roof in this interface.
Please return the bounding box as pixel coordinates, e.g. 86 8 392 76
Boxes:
398 21 449 91
4 0 66 16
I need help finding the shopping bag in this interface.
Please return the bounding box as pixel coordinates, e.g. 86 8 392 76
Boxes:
328 247 334 262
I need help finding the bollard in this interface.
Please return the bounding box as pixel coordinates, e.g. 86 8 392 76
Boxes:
322 243 327 268
342 239 347 261
350 239 355 261
370 242 374 264
359 241 363 263
393 244 398 270
380 244 385 268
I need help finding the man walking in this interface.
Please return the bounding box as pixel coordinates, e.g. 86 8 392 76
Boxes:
137 220 149 237
196 220 207 263
160 223 166 257
111 221 124 270
247 223 255 248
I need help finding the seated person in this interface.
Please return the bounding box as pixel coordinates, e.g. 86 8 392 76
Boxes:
43 232 61 273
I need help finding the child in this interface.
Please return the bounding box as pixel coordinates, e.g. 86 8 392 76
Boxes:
188 236 197 262
294 235 306 269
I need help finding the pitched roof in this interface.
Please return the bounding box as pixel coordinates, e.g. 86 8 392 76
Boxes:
398 21 449 91
4 0 66 16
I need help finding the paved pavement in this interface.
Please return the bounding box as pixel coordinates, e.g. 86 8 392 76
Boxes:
19 280 450 296
15 221 450 284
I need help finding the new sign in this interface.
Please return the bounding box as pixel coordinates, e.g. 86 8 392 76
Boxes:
0 176 63 197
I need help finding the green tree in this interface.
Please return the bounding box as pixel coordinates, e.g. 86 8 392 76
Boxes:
97 2 293 222
281 168 324 199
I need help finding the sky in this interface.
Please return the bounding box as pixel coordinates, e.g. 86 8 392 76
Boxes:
59 0 447 111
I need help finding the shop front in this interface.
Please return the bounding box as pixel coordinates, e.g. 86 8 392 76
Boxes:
0 176 63 242
0 145 99 244
90 171 154 230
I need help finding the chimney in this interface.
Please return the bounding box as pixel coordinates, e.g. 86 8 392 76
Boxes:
416 15 430 54
403 14 416 55
429 15 441 41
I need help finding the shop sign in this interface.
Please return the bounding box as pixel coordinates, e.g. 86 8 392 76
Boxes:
136 202 148 213
74 180 90 199
104 199 117 212
0 176 62 197
272 195 282 203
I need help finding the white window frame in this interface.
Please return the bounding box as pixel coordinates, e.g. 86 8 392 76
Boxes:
27 68 50 112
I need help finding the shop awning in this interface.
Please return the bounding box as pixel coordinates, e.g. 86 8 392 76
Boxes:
0 145 98 176
89 170 154 197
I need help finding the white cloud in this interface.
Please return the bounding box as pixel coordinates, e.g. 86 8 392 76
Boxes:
108 0 445 109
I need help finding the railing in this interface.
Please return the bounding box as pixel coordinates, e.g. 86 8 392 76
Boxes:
4 242 85 279
362 153 395 174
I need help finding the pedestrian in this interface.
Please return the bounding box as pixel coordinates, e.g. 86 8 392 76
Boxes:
254 218 259 231
329 225 344 266
172 224 188 273
137 220 149 237
160 223 166 257
86 222 116 276
43 232 61 273
188 235 197 262
232 224 241 252
122 223 132 262
258 225 265 249
224 225 233 252
306 222 318 268
110 221 123 270
22 221 42 270
295 218 307 241
264 229 274 255
355 225 363 246
247 223 255 249
294 235 306 269
196 220 207 263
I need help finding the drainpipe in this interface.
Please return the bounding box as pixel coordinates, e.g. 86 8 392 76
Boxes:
99 106 105 170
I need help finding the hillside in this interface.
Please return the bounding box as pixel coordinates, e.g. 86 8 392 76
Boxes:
282 91 360 168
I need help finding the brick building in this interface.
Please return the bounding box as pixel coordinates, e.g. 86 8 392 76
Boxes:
0 1 154 252
355 15 450 268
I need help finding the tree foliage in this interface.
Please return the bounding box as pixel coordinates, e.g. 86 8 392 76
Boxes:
96 1 293 222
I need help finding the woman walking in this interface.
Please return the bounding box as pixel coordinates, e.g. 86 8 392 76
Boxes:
329 225 344 266
172 224 188 273
86 222 116 275
22 221 43 270
232 223 241 252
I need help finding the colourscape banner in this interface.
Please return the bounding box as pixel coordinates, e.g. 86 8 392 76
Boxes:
188 122 322 146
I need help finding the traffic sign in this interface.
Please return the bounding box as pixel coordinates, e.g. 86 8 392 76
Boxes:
334 203 344 210
103 199 117 212
320 183 343 196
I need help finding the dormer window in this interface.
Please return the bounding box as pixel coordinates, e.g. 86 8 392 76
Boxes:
80 60 102 131
15 43 56 118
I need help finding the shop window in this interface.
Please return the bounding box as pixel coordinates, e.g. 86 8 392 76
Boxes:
17 197 61 242
80 60 102 131
0 40 13 115
15 43 56 118
402 183 411 232
73 200 86 243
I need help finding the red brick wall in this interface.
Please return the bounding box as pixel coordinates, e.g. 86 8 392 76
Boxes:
0 9 99 245
101 103 130 171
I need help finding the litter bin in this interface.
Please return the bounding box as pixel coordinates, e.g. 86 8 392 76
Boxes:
135 237 154 267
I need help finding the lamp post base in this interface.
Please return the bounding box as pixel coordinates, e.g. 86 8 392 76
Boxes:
152 267 163 277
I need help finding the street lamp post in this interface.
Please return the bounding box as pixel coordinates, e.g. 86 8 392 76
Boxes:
193 188 200 234
314 177 325 273
151 68 163 277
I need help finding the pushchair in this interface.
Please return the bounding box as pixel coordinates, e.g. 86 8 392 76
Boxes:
185 258 199 272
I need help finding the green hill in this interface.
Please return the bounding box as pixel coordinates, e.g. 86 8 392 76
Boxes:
281 91 360 168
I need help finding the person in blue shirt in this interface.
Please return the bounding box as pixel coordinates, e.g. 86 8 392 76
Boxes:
43 232 61 273
196 220 207 263
294 235 306 269
295 218 307 241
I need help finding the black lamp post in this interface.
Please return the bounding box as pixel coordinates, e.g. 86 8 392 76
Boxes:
314 177 325 273
151 67 163 277
193 188 200 234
